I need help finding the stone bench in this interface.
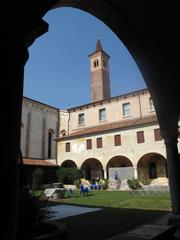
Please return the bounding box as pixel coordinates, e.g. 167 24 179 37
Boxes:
106 224 176 240
44 188 66 199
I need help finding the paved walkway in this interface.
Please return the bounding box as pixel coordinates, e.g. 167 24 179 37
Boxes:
47 205 180 239
48 204 102 220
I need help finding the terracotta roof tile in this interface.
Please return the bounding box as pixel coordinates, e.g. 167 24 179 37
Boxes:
22 158 58 167
57 115 158 140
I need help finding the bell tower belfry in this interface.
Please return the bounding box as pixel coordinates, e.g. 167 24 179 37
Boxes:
88 39 111 102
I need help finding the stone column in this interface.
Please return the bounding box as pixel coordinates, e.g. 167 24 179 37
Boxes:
164 134 180 214
41 117 46 158
25 112 31 157
2 42 29 240
103 169 107 179
134 167 138 179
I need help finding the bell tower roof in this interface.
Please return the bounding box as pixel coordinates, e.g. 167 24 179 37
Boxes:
88 39 110 58
95 39 103 52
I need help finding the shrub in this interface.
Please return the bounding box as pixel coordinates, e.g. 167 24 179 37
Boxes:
17 186 53 239
57 168 82 184
127 178 141 190
74 179 81 188
99 178 109 190
32 168 44 191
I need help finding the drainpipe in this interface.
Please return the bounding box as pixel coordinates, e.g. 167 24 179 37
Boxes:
67 110 70 135
138 93 142 118
55 109 60 165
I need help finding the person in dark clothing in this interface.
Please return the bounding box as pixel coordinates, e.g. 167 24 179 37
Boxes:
114 171 119 180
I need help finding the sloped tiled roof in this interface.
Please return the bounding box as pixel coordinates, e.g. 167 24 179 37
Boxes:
22 158 58 167
57 115 158 141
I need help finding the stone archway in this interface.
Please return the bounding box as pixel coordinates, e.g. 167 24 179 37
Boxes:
137 153 167 184
106 155 133 178
81 158 103 180
61 160 77 168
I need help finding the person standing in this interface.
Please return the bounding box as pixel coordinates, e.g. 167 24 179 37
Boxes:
114 171 119 180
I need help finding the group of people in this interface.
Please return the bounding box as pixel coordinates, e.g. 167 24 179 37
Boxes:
74 173 120 196
79 178 103 195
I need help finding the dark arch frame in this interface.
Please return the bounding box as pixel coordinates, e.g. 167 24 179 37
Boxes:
3 2 180 239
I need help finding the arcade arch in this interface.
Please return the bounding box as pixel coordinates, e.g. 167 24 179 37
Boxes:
106 155 133 178
61 159 77 168
81 158 103 180
137 153 167 184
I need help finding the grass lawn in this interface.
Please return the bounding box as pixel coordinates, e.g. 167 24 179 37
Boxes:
48 190 171 240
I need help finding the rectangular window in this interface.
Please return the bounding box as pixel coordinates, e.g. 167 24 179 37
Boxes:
149 97 155 111
97 137 102 148
137 131 145 143
65 142 70 152
154 128 163 141
86 139 92 150
114 134 121 146
122 102 131 117
78 113 84 125
99 108 106 121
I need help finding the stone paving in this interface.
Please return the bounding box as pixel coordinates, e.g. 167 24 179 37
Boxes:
106 224 176 240
47 204 102 220
47 204 180 239
106 212 180 240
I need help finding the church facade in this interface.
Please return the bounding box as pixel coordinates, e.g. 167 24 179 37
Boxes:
21 97 59 161
21 40 179 184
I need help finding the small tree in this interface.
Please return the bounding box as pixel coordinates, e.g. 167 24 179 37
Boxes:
32 168 44 191
57 168 82 184
127 178 141 190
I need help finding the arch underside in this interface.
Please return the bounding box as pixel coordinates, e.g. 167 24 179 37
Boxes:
137 153 167 184
81 158 103 180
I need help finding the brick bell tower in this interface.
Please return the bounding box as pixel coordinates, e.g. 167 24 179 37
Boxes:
88 39 111 102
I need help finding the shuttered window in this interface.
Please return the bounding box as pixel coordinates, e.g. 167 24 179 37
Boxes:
154 128 163 141
137 131 145 143
114 135 121 146
97 137 102 148
99 108 106 121
122 102 131 116
78 113 84 125
65 142 70 152
86 139 92 150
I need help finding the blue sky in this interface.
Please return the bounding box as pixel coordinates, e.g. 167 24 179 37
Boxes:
24 7 146 109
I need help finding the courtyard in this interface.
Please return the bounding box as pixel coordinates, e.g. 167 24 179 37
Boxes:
47 190 171 240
